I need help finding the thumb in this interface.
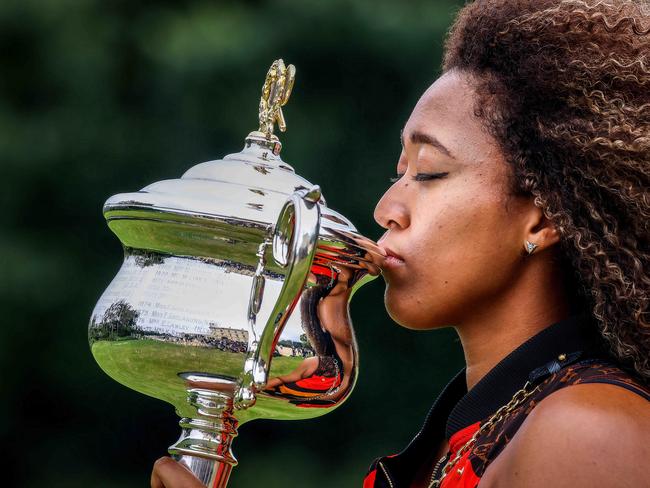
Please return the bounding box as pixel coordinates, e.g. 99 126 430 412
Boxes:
151 457 207 488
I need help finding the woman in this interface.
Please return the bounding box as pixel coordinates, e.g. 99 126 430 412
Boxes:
152 1 650 486
264 271 351 406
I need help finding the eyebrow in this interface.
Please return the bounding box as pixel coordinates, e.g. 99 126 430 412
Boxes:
400 129 456 159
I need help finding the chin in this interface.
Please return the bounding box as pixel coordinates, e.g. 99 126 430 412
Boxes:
383 286 448 331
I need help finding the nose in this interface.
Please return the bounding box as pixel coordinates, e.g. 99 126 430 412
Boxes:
373 180 410 232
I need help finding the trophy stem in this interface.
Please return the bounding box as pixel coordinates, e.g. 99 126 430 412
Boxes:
174 453 234 488
168 385 239 487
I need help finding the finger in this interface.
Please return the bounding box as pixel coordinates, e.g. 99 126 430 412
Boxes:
151 457 206 488
151 472 163 488
150 458 165 488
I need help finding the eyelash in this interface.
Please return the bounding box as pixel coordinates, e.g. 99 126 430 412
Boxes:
388 172 449 183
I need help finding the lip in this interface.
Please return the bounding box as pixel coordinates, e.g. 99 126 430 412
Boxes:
378 244 405 268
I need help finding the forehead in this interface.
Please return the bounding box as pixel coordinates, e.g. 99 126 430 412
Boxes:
408 71 476 127
403 71 503 165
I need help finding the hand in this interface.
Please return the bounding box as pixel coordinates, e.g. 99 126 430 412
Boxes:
150 457 207 488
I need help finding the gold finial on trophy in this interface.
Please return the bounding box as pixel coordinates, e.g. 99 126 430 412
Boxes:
258 59 295 139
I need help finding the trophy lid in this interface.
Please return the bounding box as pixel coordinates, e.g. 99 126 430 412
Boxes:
103 60 376 270
104 130 331 226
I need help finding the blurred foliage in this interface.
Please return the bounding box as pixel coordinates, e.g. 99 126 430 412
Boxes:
0 0 466 486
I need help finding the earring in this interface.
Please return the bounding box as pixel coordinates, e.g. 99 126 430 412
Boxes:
525 240 538 255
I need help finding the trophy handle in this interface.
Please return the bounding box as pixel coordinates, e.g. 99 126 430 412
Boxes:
236 185 321 408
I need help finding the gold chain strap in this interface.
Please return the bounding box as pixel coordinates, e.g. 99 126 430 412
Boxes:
428 380 541 488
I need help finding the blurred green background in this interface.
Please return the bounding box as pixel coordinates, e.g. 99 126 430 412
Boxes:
1 0 467 486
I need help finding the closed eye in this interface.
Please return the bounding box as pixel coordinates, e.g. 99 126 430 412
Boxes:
389 172 449 183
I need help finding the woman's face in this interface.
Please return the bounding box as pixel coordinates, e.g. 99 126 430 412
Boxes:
374 70 532 330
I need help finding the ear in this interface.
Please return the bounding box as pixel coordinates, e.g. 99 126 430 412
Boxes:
522 202 561 254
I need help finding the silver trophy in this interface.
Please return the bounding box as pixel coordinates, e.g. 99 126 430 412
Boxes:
89 59 383 487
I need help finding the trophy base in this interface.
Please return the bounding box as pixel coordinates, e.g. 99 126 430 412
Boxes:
168 377 239 487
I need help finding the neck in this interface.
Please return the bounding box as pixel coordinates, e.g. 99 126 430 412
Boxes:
456 256 570 391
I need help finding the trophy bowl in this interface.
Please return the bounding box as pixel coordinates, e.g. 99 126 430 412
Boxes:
89 60 383 487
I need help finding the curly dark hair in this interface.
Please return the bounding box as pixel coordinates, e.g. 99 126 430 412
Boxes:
442 0 650 380
300 285 336 357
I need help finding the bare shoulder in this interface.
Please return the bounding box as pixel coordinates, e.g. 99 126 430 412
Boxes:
483 382 650 488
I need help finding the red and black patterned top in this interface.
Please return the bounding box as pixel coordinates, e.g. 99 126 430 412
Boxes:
363 316 650 488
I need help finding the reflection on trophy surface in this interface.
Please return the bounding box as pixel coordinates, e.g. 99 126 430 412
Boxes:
89 59 383 487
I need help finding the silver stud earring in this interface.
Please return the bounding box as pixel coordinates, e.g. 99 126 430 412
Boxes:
525 240 538 255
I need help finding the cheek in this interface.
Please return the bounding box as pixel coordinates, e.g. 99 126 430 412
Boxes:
414 189 500 271
384 184 521 328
